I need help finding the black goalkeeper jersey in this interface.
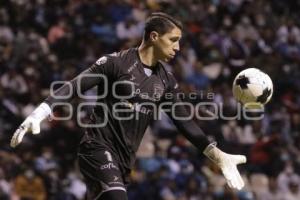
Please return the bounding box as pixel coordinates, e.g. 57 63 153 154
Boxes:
45 48 210 171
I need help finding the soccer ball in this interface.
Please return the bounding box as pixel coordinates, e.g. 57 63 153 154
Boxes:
232 68 273 108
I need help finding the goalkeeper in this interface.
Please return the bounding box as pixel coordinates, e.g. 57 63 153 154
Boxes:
10 12 246 200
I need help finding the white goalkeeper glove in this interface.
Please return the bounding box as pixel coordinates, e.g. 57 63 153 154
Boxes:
10 103 51 148
203 142 246 190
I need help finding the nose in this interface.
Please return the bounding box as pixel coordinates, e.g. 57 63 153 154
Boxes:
174 41 180 51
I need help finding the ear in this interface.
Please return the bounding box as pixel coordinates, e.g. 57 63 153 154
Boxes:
149 31 159 42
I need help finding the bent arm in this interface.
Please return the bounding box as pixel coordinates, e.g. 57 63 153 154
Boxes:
162 77 246 190
10 56 114 147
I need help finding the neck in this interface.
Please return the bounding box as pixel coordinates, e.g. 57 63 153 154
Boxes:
138 41 159 67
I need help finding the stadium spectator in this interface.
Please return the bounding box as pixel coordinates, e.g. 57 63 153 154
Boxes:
0 0 300 199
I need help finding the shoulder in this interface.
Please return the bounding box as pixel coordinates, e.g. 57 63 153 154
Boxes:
95 48 136 66
116 48 136 58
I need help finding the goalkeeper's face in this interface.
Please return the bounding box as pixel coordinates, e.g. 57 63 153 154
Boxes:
153 26 182 62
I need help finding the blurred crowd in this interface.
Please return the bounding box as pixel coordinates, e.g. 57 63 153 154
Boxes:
1 0 300 199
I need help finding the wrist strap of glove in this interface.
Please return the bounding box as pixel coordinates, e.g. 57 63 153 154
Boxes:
31 103 52 121
203 142 220 163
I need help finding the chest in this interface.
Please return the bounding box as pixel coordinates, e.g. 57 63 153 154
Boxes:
114 62 166 103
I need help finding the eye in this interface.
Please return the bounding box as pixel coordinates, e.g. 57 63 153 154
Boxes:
170 38 179 42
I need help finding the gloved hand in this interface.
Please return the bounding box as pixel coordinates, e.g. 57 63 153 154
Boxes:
10 103 51 148
203 143 247 190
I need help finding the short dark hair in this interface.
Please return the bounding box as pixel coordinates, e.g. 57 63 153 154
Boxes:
143 12 183 41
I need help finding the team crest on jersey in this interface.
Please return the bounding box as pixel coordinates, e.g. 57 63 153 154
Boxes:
96 56 107 65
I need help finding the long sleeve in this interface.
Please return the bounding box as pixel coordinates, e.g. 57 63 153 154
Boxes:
162 73 211 152
45 55 114 106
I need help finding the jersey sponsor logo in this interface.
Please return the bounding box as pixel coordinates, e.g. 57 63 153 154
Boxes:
154 84 164 99
133 103 152 115
128 61 138 73
117 100 152 115
100 162 119 170
96 56 107 65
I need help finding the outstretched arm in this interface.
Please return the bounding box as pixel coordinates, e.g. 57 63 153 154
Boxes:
10 56 114 147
